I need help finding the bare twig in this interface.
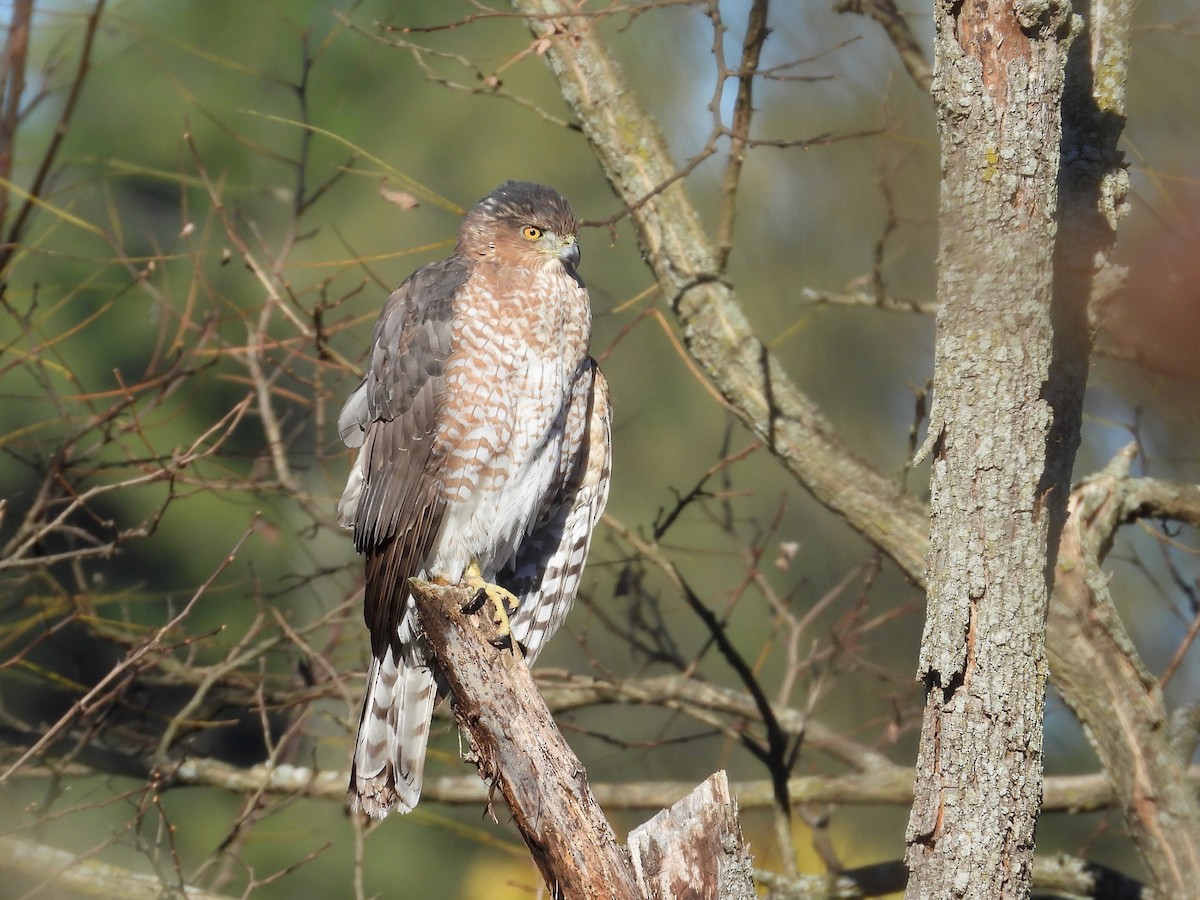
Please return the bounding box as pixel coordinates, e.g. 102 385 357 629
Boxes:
834 0 932 93
0 0 108 275
714 0 769 271
0 0 33 236
0 519 258 783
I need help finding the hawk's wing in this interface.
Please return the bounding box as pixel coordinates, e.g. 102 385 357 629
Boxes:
502 360 612 663
338 257 467 659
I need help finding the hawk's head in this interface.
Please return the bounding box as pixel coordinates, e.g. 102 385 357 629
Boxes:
457 181 581 274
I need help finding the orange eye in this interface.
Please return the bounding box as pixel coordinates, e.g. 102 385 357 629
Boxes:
521 225 543 241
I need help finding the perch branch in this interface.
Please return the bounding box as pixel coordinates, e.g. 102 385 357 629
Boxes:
408 578 642 900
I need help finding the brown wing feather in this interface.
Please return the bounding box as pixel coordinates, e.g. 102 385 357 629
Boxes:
347 257 466 658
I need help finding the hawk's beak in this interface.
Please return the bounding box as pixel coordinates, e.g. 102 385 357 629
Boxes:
559 236 580 270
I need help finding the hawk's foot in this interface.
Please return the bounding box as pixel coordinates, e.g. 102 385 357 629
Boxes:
464 561 522 656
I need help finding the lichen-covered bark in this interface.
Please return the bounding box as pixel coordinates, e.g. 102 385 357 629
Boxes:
904 0 1081 896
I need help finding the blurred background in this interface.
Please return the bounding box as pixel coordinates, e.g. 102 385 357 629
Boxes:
0 1 1197 897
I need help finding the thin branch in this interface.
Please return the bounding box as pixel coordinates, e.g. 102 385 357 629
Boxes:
834 0 932 93
797 287 935 315
0 519 258 783
605 514 796 818
183 128 313 339
0 835 229 900
0 0 33 236
61 751 1193 816
0 0 108 275
714 0 769 271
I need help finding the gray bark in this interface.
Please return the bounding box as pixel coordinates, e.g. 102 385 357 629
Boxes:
628 771 757 900
904 0 1082 897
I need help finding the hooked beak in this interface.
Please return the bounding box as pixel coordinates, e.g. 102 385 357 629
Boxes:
558 236 580 270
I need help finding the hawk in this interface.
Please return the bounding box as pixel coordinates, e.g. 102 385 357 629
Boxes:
336 181 612 818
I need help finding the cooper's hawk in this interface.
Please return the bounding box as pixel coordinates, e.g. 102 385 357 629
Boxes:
337 181 612 818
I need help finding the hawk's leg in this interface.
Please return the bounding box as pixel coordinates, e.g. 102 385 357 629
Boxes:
464 561 523 656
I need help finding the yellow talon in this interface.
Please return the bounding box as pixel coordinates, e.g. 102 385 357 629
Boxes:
464 561 522 656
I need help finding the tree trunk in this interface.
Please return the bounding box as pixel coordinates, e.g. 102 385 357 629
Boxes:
904 0 1082 897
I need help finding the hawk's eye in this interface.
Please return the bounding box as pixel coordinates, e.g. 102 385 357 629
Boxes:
521 225 543 241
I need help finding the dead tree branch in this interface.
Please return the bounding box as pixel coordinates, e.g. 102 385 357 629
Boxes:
628 771 757 900
407 580 762 899
408 578 643 900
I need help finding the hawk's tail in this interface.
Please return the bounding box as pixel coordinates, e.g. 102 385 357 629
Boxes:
348 650 436 818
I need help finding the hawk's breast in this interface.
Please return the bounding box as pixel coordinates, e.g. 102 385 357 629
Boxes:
427 262 592 582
